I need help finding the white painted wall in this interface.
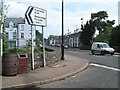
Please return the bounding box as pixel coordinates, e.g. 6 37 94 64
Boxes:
5 18 36 48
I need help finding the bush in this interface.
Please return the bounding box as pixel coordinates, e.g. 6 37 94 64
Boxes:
80 45 91 50
4 47 54 54
16 48 30 53
34 47 42 53
34 47 54 53
6 48 17 53
5 48 30 53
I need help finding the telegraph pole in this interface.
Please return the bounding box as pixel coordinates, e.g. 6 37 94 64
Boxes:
61 0 64 60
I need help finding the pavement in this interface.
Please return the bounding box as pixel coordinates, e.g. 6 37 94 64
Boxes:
1 54 89 89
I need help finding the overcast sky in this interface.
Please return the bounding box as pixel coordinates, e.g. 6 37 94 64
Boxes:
4 0 119 38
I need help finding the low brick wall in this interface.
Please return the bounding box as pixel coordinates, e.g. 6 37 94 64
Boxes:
28 51 61 70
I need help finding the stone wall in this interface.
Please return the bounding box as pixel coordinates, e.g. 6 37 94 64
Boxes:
28 51 61 69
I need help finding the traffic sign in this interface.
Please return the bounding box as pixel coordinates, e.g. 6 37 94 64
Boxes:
25 6 47 26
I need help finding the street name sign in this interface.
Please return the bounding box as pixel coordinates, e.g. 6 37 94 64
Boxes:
25 6 47 26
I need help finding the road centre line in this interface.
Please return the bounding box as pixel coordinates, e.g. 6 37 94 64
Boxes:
90 63 120 72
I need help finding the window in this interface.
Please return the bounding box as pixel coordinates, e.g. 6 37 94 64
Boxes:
9 22 13 31
21 33 24 38
9 41 16 48
13 32 16 39
21 25 24 31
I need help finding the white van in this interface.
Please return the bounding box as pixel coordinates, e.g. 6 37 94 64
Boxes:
91 42 114 55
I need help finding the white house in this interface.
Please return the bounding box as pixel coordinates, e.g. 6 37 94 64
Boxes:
4 17 36 48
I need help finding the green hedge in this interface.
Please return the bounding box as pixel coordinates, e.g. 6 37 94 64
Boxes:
80 45 91 50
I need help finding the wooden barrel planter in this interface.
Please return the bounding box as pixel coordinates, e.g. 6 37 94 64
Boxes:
2 53 18 76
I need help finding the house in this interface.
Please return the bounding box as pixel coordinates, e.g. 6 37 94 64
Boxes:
4 17 36 49
50 28 82 48
65 28 82 48
67 31 81 48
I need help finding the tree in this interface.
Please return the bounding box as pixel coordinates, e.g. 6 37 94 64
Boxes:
81 11 115 47
109 25 120 46
81 21 94 45
36 30 43 46
91 11 108 20
47 35 55 43
96 20 115 43
3 32 8 53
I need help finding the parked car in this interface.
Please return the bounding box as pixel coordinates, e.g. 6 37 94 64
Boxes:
64 45 68 49
91 42 114 55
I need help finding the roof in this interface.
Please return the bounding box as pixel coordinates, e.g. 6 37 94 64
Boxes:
4 18 25 28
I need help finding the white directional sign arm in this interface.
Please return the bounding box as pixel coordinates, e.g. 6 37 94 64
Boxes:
25 6 34 24
25 6 47 26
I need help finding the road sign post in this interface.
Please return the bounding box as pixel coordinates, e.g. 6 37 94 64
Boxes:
25 6 47 69
42 26 46 67
31 25 35 70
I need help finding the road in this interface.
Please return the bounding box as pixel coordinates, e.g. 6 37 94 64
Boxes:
47 45 119 68
66 49 119 69
38 46 119 88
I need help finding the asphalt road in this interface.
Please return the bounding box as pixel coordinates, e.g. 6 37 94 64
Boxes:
47 45 119 68
65 49 119 69
37 46 120 88
39 66 118 88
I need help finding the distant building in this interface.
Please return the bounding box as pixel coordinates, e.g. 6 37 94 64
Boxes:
50 28 82 48
118 1 120 25
67 31 81 48
4 18 36 49
49 36 61 46
49 39 55 46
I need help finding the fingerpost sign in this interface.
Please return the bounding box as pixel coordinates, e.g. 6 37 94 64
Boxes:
25 6 47 26
25 6 47 70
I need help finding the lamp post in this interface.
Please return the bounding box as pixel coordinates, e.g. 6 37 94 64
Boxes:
61 0 64 60
81 18 83 26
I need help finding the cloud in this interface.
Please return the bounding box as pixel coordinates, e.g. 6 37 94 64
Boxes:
5 0 27 17
4 0 119 38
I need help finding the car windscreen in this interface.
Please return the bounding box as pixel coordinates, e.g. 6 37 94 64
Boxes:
101 44 110 48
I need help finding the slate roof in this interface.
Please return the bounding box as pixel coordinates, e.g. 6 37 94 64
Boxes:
4 17 25 28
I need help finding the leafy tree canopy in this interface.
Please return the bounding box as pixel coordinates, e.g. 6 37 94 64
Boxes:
81 11 115 46
109 25 120 46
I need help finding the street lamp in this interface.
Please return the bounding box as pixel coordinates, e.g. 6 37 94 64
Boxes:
81 18 84 31
81 18 83 26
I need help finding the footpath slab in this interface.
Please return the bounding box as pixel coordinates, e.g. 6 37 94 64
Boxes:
2 54 89 89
